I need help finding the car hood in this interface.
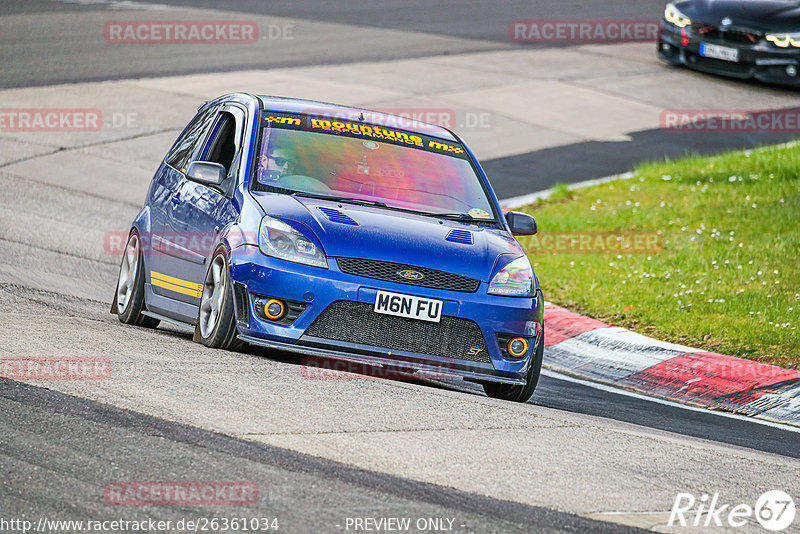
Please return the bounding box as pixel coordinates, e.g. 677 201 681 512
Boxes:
251 192 524 282
677 0 800 30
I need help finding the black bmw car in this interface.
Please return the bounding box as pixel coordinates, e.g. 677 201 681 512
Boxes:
658 0 800 86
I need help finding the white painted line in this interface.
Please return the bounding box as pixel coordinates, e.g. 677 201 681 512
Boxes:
500 172 634 209
541 368 800 434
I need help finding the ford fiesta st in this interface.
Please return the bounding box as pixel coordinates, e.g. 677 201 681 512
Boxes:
658 0 800 86
112 93 543 402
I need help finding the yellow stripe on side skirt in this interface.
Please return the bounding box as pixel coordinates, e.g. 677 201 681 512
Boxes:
150 271 203 298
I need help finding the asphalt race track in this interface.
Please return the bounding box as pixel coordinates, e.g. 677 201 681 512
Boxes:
1 1 799 533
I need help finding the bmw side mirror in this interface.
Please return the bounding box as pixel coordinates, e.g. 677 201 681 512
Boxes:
186 161 225 189
505 211 537 236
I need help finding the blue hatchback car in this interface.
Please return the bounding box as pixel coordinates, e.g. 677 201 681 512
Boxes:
112 93 544 402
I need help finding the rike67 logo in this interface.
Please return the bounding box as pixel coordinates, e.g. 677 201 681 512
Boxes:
669 490 796 531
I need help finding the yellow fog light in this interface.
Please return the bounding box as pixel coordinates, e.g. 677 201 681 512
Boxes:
507 337 529 358
264 299 286 320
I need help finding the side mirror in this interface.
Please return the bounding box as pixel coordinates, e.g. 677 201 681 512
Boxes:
186 161 225 188
505 211 537 236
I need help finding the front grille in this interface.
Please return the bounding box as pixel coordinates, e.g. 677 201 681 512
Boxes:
303 300 490 363
336 257 480 293
697 25 761 45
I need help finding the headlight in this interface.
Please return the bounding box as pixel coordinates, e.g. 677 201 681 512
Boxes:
488 256 535 297
766 33 800 48
664 3 691 28
258 216 328 268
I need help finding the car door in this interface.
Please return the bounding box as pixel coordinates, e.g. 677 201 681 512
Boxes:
148 105 220 305
157 105 245 311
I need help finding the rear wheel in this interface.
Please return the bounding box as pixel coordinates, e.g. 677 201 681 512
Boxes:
483 332 543 403
195 249 244 351
115 231 160 328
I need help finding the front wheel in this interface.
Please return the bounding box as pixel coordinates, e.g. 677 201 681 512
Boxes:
194 249 244 351
113 231 159 328
482 332 544 403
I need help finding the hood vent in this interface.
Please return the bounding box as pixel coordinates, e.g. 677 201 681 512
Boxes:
318 206 358 226
445 229 474 245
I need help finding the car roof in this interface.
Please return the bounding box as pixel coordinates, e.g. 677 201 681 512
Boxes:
256 95 459 142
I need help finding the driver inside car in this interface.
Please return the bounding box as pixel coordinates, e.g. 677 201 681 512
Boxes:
258 145 294 183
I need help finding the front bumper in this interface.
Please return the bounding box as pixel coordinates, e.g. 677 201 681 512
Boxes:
658 22 800 86
229 244 543 384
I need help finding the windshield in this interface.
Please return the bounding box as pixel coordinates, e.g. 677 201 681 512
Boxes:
251 112 497 220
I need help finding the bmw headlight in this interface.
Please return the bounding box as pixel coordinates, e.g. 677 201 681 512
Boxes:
766 33 800 48
258 216 328 268
664 3 691 28
488 256 535 297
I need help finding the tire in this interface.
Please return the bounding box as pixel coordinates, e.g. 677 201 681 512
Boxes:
194 248 244 351
483 331 544 403
114 230 160 328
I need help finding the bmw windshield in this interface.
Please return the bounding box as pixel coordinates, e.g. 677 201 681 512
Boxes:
250 111 499 222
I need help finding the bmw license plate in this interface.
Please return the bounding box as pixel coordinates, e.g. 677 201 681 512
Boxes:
699 42 739 62
374 290 442 323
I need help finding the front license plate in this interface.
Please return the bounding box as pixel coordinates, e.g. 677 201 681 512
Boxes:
374 291 442 323
700 42 739 62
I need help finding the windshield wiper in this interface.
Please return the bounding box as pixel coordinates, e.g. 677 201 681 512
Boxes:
416 212 485 222
291 191 388 208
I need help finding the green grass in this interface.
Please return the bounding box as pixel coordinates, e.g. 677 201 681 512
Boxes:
519 143 800 369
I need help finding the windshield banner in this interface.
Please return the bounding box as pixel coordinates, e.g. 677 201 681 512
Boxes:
262 111 469 159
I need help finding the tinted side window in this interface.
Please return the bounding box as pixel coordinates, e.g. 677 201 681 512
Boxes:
166 107 218 172
202 112 237 175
